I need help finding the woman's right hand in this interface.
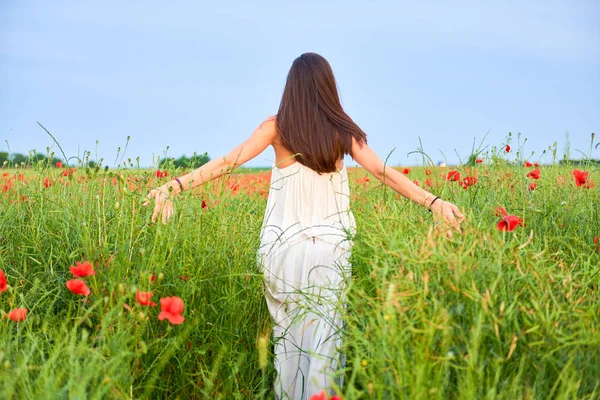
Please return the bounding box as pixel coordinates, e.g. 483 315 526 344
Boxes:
143 187 174 224
431 200 466 238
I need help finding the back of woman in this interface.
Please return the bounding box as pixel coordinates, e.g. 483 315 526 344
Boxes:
146 52 465 400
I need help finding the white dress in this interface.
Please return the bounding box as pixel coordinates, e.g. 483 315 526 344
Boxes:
258 161 356 400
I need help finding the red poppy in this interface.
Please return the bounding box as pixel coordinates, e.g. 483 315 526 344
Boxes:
56 161 63 168
529 182 537 191
70 261 96 277
135 290 157 306
425 178 433 187
150 275 156 282
202 200 208 210
497 215 523 232
572 170 592 188
66 279 91 296
310 391 327 400
155 170 161 177
524 161 533 167
475 159 483 164
495 207 508 217
158 296 185 324
446 170 461 181
179 275 189 282
425 169 432 176
461 176 477 189
505 145 511 153
62 168 75 177
309 391 342 400
594 236 598 245
8 308 27 322
43 177 52 188
526 169 540 180
228 180 240 191
402 168 410 175
534 162 539 167
413 180 420 187
0 269 7 293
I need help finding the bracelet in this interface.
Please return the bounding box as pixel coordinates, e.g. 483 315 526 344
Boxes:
174 177 185 193
422 193 432 207
428 196 441 212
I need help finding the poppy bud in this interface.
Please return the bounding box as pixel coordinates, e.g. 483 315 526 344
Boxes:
115 202 120 210
258 336 269 371
157 273 164 282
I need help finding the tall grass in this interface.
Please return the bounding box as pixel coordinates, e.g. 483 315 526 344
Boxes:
0 154 598 398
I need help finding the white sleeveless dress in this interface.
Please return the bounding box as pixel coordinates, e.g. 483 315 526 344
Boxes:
258 161 356 400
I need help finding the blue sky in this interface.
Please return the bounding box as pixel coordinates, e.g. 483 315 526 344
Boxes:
1 1 598 167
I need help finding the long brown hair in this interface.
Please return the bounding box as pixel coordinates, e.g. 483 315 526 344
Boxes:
276 52 367 173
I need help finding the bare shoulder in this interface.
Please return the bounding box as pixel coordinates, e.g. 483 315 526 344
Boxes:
260 115 277 128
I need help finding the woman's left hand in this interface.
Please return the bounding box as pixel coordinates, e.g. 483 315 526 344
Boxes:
143 186 174 224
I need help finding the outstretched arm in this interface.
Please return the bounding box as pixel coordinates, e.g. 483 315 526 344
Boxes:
144 117 277 223
350 137 465 235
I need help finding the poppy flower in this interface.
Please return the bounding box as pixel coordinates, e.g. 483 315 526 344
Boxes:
310 391 327 400
150 275 156 282
43 177 52 188
505 145 511 153
475 159 483 164
135 290 157 306
594 236 599 246
497 215 523 232
402 168 410 175
461 176 477 189
66 279 91 296
309 391 342 400
446 170 461 181
56 161 63 168
425 178 433 187
62 168 76 177
534 162 539 167
425 169 432 176
413 179 420 187
158 296 185 325
526 169 540 180
0 269 7 293
495 207 508 217
524 161 533 167
529 183 537 191
572 170 592 188
70 261 96 277
179 275 189 282
202 200 208 210
8 308 27 322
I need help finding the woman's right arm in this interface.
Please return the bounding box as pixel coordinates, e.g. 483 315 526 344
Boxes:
350 138 465 234
144 117 277 224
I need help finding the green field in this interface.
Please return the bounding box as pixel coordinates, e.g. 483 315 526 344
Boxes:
0 160 598 399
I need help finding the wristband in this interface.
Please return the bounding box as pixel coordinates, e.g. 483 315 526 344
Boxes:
174 177 185 193
428 196 441 212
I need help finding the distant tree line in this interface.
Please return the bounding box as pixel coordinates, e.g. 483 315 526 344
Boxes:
0 151 63 167
559 159 600 166
1 151 211 169
158 152 211 169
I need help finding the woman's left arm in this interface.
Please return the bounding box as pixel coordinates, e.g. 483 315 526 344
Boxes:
144 117 277 223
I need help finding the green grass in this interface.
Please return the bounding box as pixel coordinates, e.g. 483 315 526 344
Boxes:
0 159 599 399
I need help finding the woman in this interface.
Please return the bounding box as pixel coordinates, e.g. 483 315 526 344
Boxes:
145 52 465 399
